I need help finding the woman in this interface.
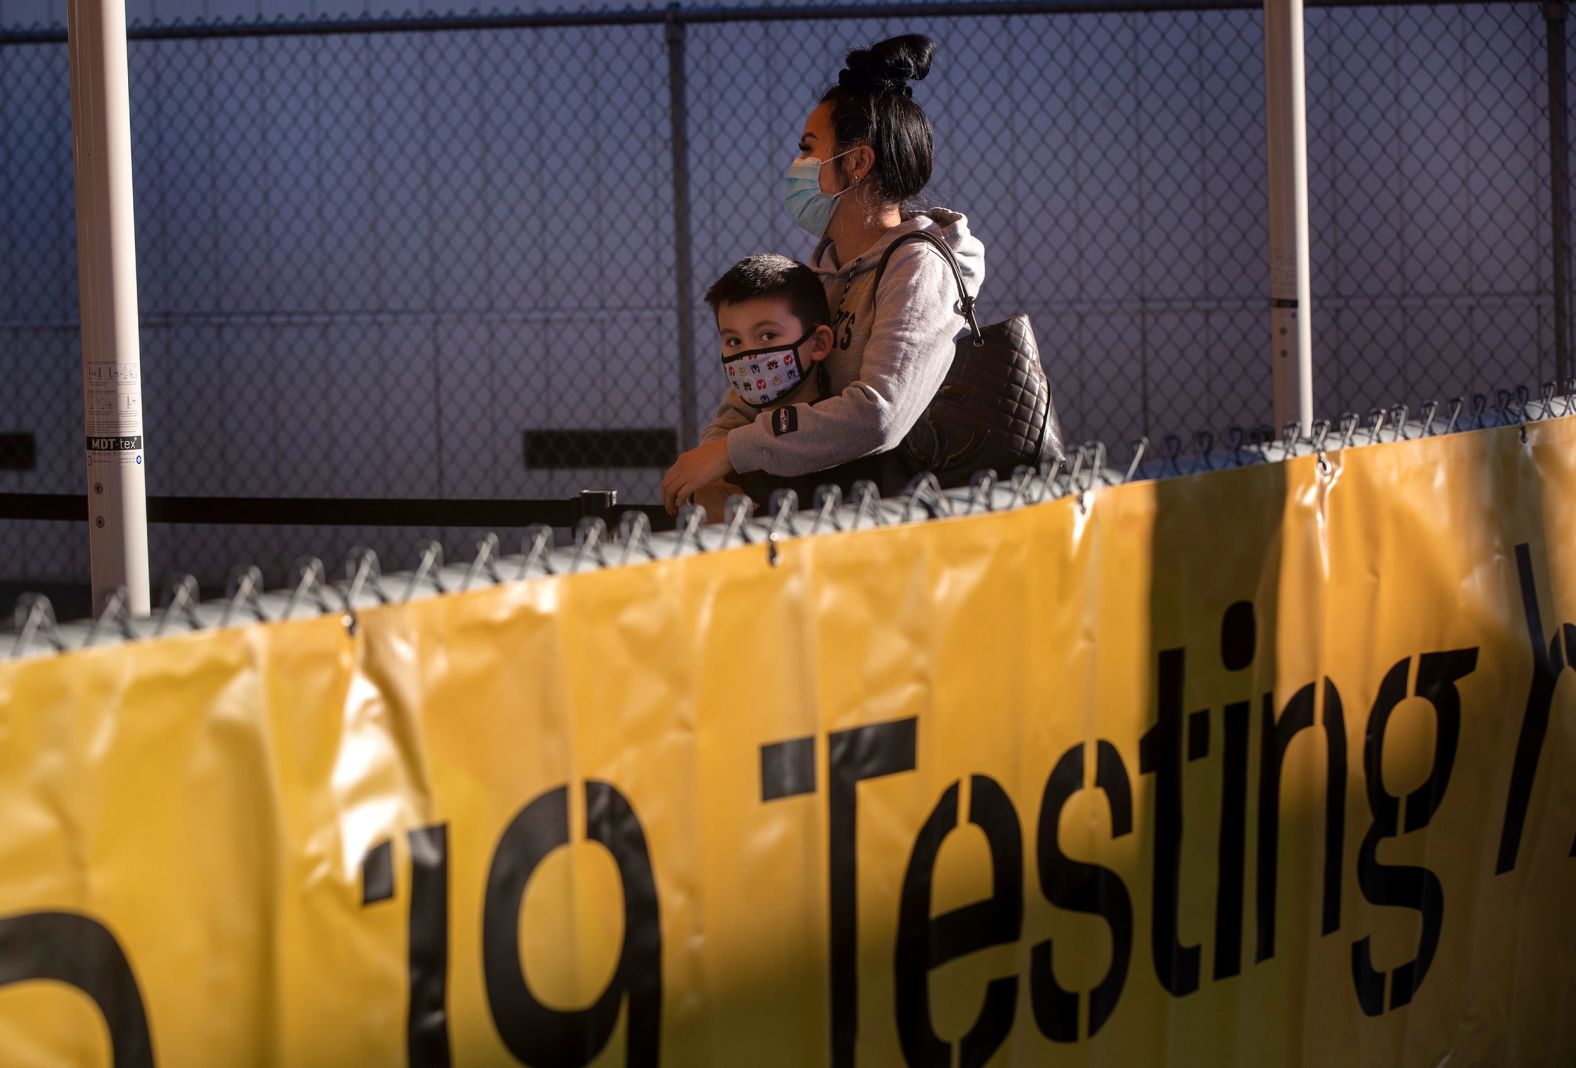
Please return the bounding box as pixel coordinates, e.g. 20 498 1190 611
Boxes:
661 34 985 516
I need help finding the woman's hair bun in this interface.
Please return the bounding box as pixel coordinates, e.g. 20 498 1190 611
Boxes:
837 34 935 97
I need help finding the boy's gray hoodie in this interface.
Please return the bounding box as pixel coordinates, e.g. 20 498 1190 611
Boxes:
701 209 985 478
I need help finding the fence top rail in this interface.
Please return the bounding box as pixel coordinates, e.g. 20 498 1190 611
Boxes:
5 384 1574 658
0 492 663 531
0 0 1551 46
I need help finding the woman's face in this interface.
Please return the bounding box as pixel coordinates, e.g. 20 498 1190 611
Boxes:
797 102 847 195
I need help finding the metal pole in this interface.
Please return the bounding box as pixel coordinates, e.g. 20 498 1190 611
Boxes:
66 0 151 615
1264 0 1315 432
1547 2 1571 386
665 3 699 448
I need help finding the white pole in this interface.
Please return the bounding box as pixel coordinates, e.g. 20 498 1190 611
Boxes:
1264 0 1315 433
66 0 151 616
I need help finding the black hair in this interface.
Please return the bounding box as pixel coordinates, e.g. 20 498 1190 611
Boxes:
704 253 830 332
820 34 936 206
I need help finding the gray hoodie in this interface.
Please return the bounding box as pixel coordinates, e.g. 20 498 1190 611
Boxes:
701 209 985 478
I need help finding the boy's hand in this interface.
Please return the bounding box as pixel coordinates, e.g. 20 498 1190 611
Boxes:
662 438 735 515
693 480 745 524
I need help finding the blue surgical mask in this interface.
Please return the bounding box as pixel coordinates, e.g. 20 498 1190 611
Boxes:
783 149 855 237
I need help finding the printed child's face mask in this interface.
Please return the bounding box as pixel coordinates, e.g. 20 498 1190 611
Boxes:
722 328 816 409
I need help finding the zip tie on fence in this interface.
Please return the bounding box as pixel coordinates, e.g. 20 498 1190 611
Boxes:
11 594 63 657
571 517 610 571
1336 413 1358 449
1034 463 1058 501
1049 455 1073 500
1249 424 1275 461
1443 398 1463 435
463 533 502 590
281 558 328 620
1193 430 1215 471
154 575 204 637
1075 443 1103 493
1235 426 1256 459
82 587 137 647
1006 465 1035 509
1161 433 1183 477
1126 437 1150 483
1084 442 1109 489
722 494 755 543
903 473 948 522
1008 463 1046 510
343 548 387 607
810 485 844 535
1420 400 1440 436
220 565 268 628
1267 419 1292 456
671 504 708 556
1035 460 1061 502
1367 407 1387 443
402 540 446 603
1311 419 1333 475
849 480 883 529
617 511 656 565
1471 393 1489 429
766 490 801 567
767 490 802 539
1045 462 1067 501
1388 404 1409 442
1225 426 1246 466
767 489 802 536
7 382 1576 660
519 525 556 579
1076 444 1102 512
967 469 998 513
1051 449 1073 495
1067 445 1089 492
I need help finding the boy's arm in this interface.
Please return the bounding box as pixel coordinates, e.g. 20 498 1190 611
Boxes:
699 388 756 450
662 389 752 516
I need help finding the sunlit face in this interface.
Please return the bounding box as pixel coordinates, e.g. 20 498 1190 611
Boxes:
714 295 834 402
716 296 806 358
797 101 848 195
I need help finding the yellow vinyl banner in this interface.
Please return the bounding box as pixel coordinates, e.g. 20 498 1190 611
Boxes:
1 418 1574 1066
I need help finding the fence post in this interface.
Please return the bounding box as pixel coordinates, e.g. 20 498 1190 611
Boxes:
665 4 699 450
66 0 151 616
1264 0 1315 433
1547 1 1572 385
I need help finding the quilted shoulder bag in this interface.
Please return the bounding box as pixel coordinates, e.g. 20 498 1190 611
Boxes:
871 230 1066 485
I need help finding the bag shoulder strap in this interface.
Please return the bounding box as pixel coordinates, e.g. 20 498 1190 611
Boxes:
869 229 981 341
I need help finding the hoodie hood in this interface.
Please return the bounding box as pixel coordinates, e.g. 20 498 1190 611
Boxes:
809 208 984 296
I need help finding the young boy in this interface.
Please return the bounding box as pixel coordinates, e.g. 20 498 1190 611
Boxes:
662 253 835 519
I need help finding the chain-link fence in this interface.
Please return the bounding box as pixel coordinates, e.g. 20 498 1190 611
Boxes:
1 0 1569 613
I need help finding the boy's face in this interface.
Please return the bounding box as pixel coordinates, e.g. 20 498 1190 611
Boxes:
716 296 834 408
716 296 812 358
